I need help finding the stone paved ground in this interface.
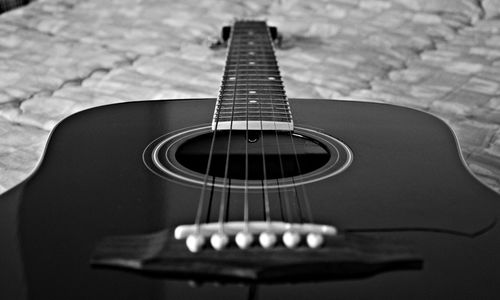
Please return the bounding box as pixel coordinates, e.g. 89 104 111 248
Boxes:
0 0 499 193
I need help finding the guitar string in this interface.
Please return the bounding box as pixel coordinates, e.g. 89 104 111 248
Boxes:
230 22 274 234
235 22 271 231
217 25 242 235
243 24 256 233
259 102 272 225
264 23 313 224
194 102 219 228
244 50 250 233
261 25 290 223
249 23 272 227
238 22 273 227
193 22 236 230
205 176 216 223
239 22 308 229
287 137 314 223
195 22 314 244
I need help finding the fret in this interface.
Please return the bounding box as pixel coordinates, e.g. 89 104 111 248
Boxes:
217 103 289 109
213 21 293 131
218 104 289 108
220 93 287 97
227 54 275 58
224 67 280 71
218 96 288 100
222 74 281 82
230 41 273 45
216 117 292 122
221 86 285 90
225 66 279 70
226 58 277 63
221 82 284 85
216 114 290 119
228 51 275 56
219 94 287 98
217 115 290 119
216 112 290 118
220 84 285 89
220 94 286 98
224 67 279 71
220 96 286 102
224 71 281 75
220 92 285 97
216 105 291 111
217 117 291 122
229 45 273 48
222 82 284 86
217 102 289 106
222 81 284 85
218 104 289 109
216 117 291 122
220 87 285 92
218 103 288 108
223 81 284 85
226 59 277 63
229 47 274 52
225 59 277 63
216 110 291 115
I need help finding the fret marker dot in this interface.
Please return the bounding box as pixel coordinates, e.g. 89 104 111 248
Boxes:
249 91 256 94
249 51 255 55
249 62 255 65
268 77 276 80
249 100 257 103
229 77 235 80
248 41 254 45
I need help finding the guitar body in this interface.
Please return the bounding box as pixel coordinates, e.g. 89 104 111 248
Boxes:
1 98 499 299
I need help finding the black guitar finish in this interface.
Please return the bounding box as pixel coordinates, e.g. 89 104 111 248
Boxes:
1 98 499 299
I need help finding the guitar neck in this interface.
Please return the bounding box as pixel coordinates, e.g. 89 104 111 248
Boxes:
212 21 294 131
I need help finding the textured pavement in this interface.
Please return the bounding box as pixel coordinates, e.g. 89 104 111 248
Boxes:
0 0 499 193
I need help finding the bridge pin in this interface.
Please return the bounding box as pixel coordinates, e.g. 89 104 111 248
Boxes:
283 231 301 248
235 231 254 249
259 232 277 249
186 233 205 253
306 232 324 249
210 232 229 250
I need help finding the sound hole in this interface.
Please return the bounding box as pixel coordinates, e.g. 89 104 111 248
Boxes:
144 126 352 189
175 131 330 180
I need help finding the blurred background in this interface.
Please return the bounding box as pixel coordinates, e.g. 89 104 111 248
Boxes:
0 0 30 14
0 0 499 193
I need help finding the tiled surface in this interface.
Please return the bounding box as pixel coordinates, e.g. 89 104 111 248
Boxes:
0 0 499 193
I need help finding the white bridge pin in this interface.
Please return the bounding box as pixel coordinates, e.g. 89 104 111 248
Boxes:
259 232 277 249
235 231 254 249
186 233 205 253
283 231 301 248
210 232 229 251
306 232 324 248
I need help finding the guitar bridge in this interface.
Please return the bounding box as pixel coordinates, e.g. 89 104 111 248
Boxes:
174 221 337 252
91 228 422 283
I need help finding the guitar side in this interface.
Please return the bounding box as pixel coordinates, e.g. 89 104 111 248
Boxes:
1 98 499 299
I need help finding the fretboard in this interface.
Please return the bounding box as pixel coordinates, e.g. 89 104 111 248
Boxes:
212 21 293 131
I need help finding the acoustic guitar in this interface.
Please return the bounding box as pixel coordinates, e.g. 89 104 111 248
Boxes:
1 20 499 299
